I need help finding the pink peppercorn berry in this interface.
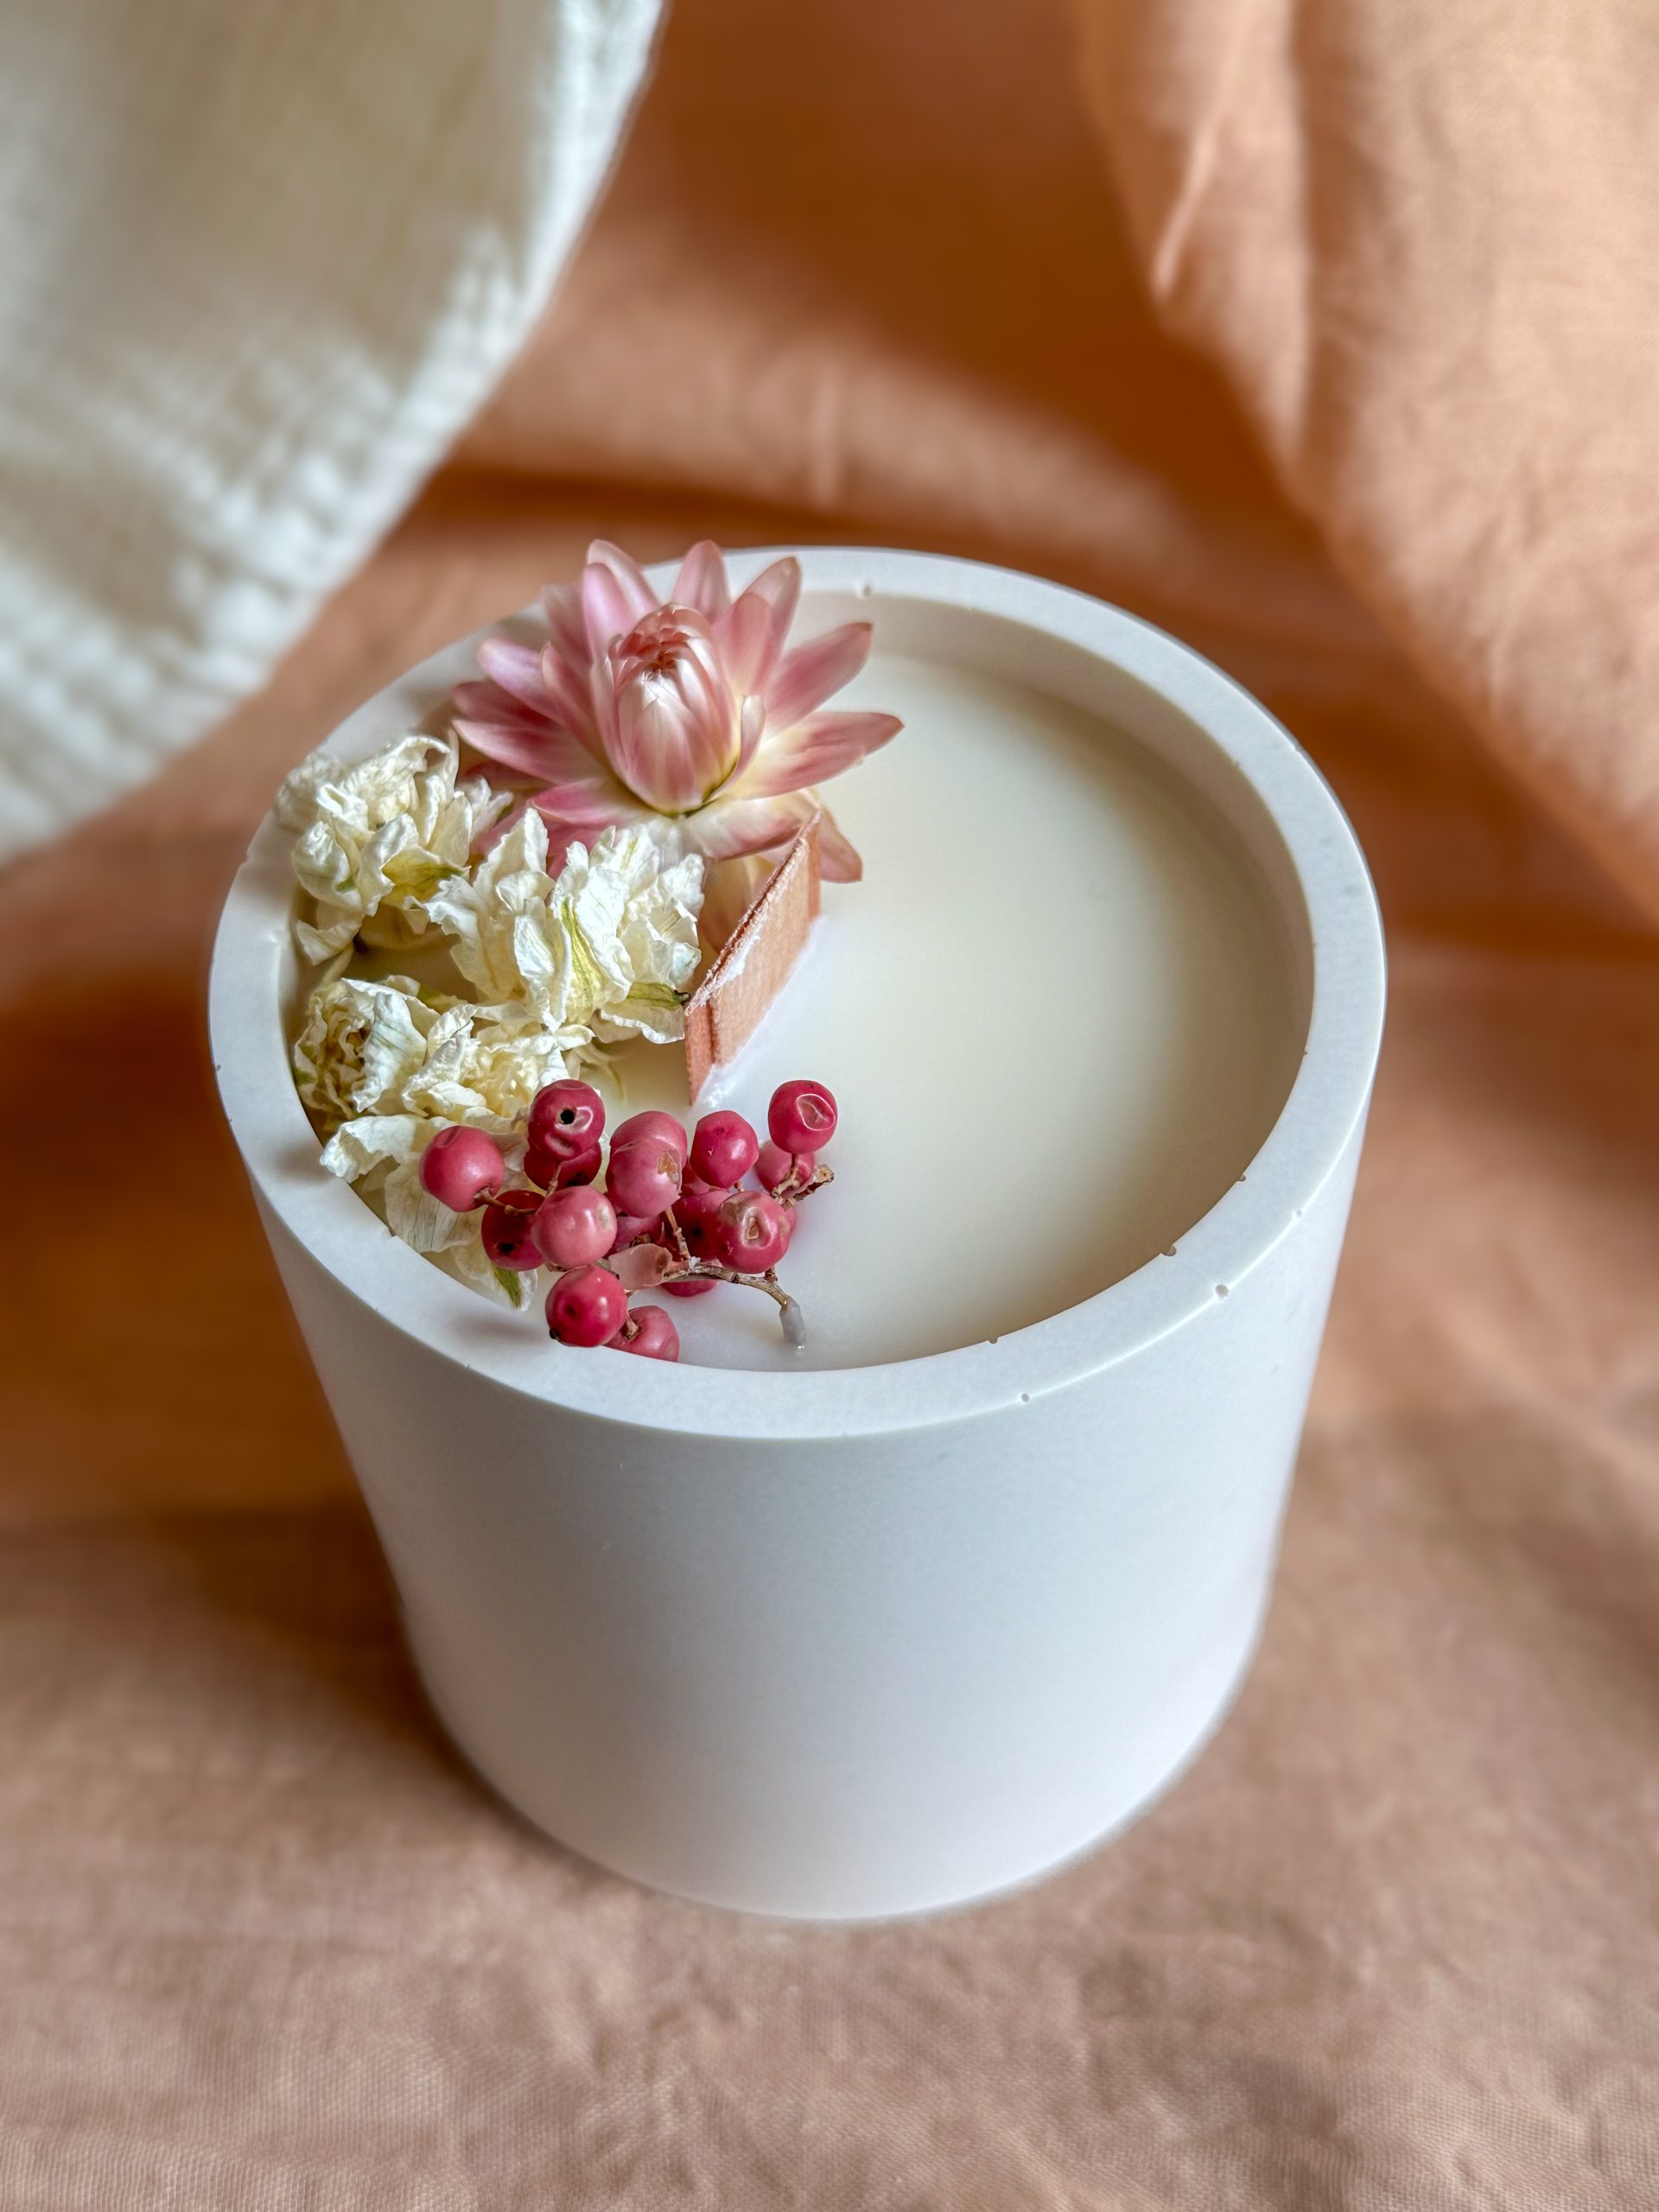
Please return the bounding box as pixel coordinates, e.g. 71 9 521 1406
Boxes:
652 1184 723 1295
546 1264 628 1347
674 1180 728 1255
717 1189 793 1272
528 1079 605 1163
610 1306 681 1361
609 1211 660 1249
690 1109 759 1188
754 1140 812 1191
525 1139 602 1191
611 1109 688 1163
532 1185 618 1270
419 1125 505 1212
768 1079 836 1156
480 1188 544 1271
607 1135 683 1217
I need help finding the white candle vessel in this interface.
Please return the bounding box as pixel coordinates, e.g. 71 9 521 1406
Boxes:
212 549 1384 1920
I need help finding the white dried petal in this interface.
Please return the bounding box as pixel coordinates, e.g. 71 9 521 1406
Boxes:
560 825 704 1046
421 808 577 1025
294 978 437 1130
318 1114 429 1183
419 815 704 1048
296 974 588 1149
281 733 512 961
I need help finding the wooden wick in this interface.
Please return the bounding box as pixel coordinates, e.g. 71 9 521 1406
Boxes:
683 812 822 1102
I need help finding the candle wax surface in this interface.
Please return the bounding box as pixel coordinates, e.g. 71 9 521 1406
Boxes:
609 650 1302 1372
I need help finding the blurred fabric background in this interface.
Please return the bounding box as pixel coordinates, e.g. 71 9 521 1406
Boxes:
2 1 1656 2203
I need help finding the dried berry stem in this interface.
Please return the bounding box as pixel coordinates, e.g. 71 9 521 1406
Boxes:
666 1259 793 1311
772 1163 835 1205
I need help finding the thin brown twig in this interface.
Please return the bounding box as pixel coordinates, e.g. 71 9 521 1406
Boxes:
664 1259 793 1311
772 1163 835 1205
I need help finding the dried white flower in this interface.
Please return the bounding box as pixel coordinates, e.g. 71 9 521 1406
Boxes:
419 810 703 1044
302 984 588 1148
416 805 575 1026
285 746 706 1307
555 823 707 1046
293 973 440 1131
278 734 513 962
298 970 587 1303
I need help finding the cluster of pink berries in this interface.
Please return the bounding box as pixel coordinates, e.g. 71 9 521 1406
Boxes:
418 1077 838 1361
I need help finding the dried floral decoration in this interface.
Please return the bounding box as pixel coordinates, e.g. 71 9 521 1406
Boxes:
281 542 898 1340
454 539 899 887
419 1078 842 1360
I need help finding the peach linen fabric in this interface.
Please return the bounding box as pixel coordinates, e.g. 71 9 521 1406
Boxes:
3 1 1657 2205
1071 0 1659 926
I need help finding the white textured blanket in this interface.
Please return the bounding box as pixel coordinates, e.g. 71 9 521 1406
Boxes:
0 0 659 861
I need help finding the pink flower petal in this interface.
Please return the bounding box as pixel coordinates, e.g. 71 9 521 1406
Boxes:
454 715 601 785
537 644 602 752
582 561 643 660
673 541 730 622
588 649 621 761
683 791 818 864
603 617 740 812
814 801 863 882
730 694 766 785
453 670 602 769
687 789 865 878
475 636 556 715
612 686 724 813
719 556 801 696
538 579 588 667
451 679 547 731
453 716 539 776
766 622 874 729
587 540 657 618
730 709 901 800
532 776 651 836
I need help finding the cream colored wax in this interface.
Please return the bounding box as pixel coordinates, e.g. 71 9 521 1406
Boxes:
610 651 1302 1372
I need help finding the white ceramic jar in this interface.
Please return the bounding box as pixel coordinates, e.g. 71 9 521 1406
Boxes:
211 550 1384 1920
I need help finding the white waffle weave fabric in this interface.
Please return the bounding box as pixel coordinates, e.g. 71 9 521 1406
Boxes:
0 0 660 861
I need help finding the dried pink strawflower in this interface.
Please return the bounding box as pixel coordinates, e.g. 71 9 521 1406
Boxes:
452 541 901 882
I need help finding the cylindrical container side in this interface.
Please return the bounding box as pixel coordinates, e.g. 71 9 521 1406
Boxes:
217 549 1386 1918
256 1113 1359 1919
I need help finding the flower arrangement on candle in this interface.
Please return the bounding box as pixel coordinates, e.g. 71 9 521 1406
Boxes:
416 1077 840 1361
280 730 705 1307
281 540 893 1333
453 539 900 893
